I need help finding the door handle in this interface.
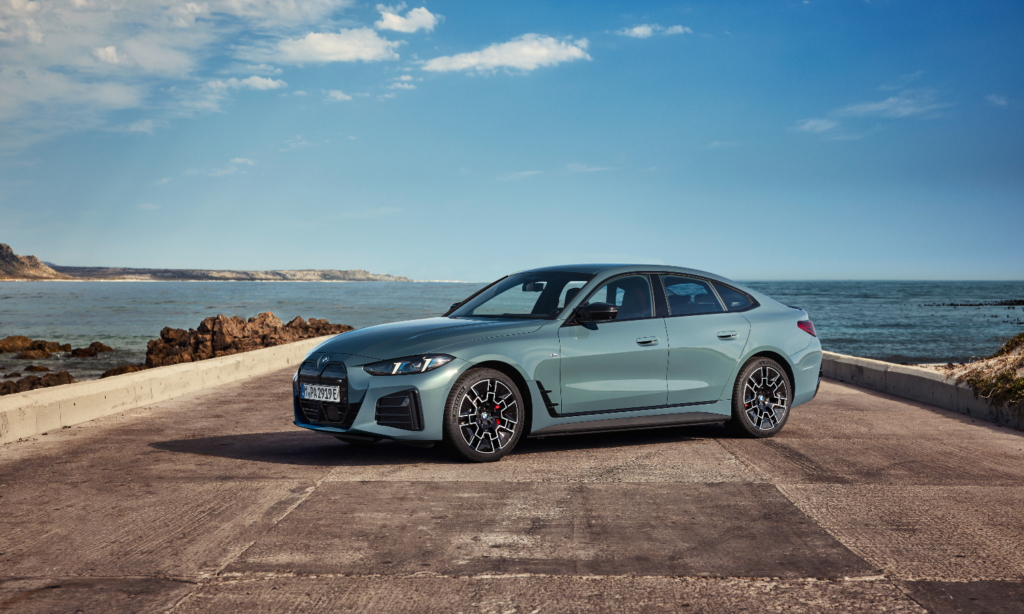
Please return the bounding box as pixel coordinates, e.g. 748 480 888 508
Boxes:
717 331 738 339
636 337 659 346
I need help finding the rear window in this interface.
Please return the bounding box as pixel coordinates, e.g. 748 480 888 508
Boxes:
713 283 754 311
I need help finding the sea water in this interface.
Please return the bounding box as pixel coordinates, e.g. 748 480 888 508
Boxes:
1 280 1022 381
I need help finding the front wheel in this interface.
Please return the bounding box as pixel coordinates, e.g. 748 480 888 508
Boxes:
441 368 525 462
727 357 792 438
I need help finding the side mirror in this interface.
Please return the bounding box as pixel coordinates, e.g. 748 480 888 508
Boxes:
522 281 546 292
449 302 461 310
576 302 618 322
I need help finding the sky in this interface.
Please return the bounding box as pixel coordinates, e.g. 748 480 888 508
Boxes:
0 0 1022 282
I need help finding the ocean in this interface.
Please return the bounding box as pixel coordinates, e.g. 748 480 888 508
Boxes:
1 280 1022 382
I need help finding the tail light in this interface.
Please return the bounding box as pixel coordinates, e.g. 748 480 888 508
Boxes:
797 320 817 337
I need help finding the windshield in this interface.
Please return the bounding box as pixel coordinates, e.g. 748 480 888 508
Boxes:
450 272 594 319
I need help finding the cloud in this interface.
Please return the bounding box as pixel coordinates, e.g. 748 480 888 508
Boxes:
273 28 402 64
137 203 160 210
156 177 171 185
240 63 283 75
879 70 924 91
375 5 440 33
499 170 542 181
836 90 950 118
93 46 128 65
617 24 692 38
423 34 590 73
206 76 287 91
293 90 307 96
986 94 1008 107
187 157 256 176
796 118 838 133
325 89 352 101
0 0 356 146
388 82 416 90
281 134 315 151
704 141 738 149
567 163 614 173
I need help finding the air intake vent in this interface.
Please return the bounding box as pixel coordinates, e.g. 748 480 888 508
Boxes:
375 390 424 431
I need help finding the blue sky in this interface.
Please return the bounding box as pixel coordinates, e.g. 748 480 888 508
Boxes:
1 0 1021 281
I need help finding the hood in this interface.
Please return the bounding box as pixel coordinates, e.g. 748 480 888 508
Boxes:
316 317 545 361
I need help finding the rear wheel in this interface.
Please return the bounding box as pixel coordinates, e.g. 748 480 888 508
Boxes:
728 357 791 438
441 368 525 463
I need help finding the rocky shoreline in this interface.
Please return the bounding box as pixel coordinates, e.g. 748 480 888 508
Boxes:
0 312 352 396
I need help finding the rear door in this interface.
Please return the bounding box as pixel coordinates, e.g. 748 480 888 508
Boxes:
660 275 751 406
557 274 668 414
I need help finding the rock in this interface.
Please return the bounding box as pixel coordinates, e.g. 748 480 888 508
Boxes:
144 312 352 369
15 349 52 360
0 371 76 396
90 341 114 353
69 341 115 357
100 365 146 379
0 335 33 353
3 372 20 378
30 340 63 352
24 365 50 372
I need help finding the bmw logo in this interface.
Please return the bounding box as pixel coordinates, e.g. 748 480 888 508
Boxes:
319 356 330 366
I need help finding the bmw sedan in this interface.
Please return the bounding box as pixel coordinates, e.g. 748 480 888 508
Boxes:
293 264 822 462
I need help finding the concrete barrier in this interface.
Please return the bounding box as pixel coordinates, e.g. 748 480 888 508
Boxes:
822 351 1022 430
0 335 334 445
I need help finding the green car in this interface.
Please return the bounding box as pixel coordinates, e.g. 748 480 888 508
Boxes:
293 264 822 462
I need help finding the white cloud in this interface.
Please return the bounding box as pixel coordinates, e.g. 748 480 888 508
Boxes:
836 90 949 118
567 163 614 173
796 119 838 133
986 94 1008 107
93 46 127 65
325 89 352 101
156 177 171 185
293 90 307 96
137 203 160 210
396 74 413 81
206 76 287 91
274 28 402 64
230 157 255 165
879 71 924 91
281 134 315 151
240 63 283 75
0 0 356 146
617 24 691 38
499 170 542 181
704 141 738 149
375 5 440 33
388 82 416 90
423 34 590 73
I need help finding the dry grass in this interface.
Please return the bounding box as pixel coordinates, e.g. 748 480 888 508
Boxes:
935 332 1024 412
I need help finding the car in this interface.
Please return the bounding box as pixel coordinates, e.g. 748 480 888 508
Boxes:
293 264 823 462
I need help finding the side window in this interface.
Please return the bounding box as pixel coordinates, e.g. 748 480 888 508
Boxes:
582 275 654 321
557 281 589 310
661 275 724 316
713 283 754 311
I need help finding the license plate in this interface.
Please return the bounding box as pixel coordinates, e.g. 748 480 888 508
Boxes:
302 384 340 403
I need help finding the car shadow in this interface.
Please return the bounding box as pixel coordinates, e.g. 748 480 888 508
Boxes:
149 422 739 466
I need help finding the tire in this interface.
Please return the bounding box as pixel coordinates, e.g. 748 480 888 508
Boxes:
727 357 792 438
441 368 525 463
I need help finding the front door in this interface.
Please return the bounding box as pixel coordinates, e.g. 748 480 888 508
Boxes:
558 274 669 414
660 275 751 405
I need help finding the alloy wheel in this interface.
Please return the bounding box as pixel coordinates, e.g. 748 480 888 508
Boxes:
457 378 519 454
743 365 789 430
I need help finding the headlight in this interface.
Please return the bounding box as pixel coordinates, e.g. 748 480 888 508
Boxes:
363 354 455 376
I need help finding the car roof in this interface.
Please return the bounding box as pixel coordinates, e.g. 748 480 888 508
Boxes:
515 263 739 286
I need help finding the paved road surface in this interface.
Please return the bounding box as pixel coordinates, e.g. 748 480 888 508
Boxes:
1 370 1023 613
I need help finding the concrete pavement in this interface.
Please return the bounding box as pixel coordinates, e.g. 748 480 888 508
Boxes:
1 370 1022 613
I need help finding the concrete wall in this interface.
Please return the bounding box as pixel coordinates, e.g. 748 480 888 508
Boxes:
821 351 1022 430
0 336 333 445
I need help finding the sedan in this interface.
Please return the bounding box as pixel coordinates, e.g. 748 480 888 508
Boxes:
293 264 822 462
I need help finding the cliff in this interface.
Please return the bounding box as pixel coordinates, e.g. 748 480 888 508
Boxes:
0 244 71 280
48 265 412 282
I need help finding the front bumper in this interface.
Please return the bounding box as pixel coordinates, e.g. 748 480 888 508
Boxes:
293 351 468 441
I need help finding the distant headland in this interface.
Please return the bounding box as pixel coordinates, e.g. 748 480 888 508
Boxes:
0 243 412 282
